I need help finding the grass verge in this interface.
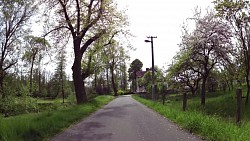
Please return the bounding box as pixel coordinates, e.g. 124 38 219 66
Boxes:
133 95 250 141
0 95 114 141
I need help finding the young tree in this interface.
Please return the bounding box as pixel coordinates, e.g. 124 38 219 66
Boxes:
42 0 128 104
0 0 36 98
54 47 67 103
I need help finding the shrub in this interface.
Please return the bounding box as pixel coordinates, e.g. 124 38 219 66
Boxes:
0 96 38 117
117 90 125 95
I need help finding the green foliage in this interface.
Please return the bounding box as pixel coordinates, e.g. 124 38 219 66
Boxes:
0 96 38 117
117 89 125 95
128 59 143 82
133 94 250 141
140 66 165 94
134 89 250 141
0 95 114 141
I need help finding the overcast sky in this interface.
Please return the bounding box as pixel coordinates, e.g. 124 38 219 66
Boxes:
34 1 214 76
117 0 214 71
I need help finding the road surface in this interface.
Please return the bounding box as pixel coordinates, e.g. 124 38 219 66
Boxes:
49 95 202 141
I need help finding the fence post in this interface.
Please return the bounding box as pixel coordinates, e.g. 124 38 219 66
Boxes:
183 92 187 111
236 89 242 124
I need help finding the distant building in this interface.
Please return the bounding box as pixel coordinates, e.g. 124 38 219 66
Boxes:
136 68 156 93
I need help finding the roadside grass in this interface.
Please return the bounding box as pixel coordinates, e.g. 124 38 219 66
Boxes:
0 95 114 141
133 93 250 141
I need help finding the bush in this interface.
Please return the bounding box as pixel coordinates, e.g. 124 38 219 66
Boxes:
0 96 38 117
117 90 125 95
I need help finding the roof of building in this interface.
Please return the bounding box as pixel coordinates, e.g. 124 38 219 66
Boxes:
136 71 146 78
136 68 157 78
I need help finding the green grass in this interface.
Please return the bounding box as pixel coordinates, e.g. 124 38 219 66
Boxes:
0 95 114 141
133 93 250 141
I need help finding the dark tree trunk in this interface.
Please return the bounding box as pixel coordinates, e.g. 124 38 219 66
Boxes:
0 75 4 99
30 61 34 96
72 58 87 104
61 67 65 103
246 73 250 104
94 71 97 90
110 66 118 96
106 66 110 93
201 77 207 106
191 87 195 96
245 50 250 105
226 80 231 91
72 40 87 104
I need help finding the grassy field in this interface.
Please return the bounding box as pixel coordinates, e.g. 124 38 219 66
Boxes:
0 95 114 141
133 90 250 141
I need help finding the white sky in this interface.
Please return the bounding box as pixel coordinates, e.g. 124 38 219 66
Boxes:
117 0 214 71
32 0 214 76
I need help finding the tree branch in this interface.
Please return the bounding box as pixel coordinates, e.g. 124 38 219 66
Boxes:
58 0 75 37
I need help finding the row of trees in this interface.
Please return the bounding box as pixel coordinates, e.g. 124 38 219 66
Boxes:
167 0 250 106
0 0 131 105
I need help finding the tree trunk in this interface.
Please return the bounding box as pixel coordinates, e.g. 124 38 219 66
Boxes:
201 77 207 106
0 71 4 99
72 41 87 104
246 72 250 104
61 67 65 103
110 67 118 96
245 50 250 105
94 71 97 90
30 60 34 96
106 66 110 93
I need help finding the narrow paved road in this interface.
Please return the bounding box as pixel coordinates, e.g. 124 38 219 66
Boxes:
50 95 202 141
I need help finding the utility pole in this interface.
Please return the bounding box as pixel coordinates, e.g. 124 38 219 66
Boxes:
145 36 157 100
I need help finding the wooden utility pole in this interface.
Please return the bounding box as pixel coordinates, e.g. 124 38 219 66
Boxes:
145 36 157 100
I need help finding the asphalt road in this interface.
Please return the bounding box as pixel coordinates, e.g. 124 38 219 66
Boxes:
49 95 202 141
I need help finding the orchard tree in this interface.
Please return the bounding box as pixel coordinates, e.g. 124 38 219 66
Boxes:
42 0 128 104
167 50 201 95
181 10 233 105
215 0 250 104
0 0 36 98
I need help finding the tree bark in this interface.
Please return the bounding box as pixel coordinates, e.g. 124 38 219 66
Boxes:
246 72 250 104
110 66 118 96
106 66 110 93
30 60 34 96
72 40 87 104
0 69 4 98
201 76 207 106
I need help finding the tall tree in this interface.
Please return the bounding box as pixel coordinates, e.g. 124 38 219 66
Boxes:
180 10 233 105
23 36 50 96
54 47 67 102
42 0 127 104
215 0 250 104
108 43 129 96
0 0 36 98
128 59 143 92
